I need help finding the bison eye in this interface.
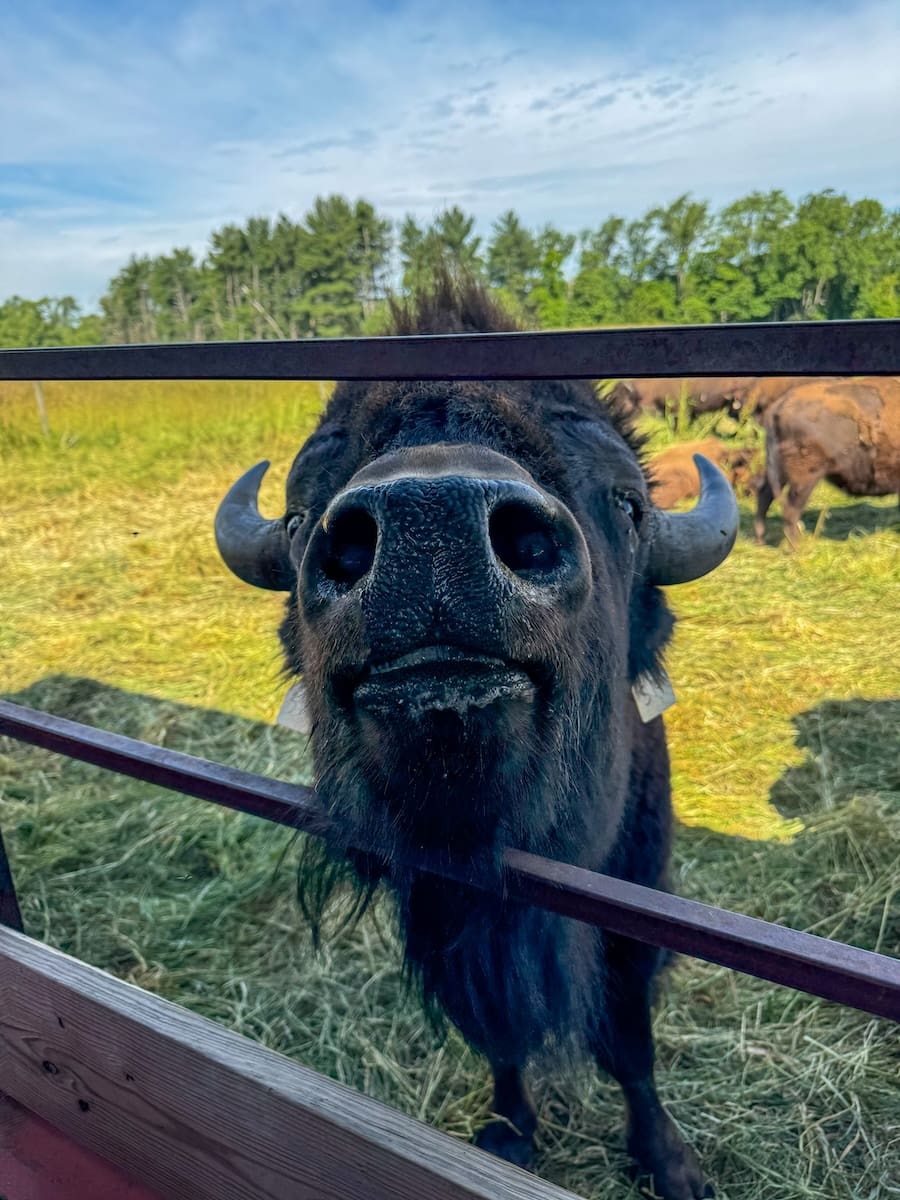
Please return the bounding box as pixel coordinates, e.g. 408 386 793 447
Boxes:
286 513 305 539
615 492 643 528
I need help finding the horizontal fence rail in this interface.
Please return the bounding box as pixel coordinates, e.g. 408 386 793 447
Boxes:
1 319 899 382
1 700 897 1023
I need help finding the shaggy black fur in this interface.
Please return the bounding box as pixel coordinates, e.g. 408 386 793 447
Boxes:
273 271 711 1198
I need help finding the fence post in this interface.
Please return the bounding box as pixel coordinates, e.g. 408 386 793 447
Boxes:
0 826 24 932
33 381 50 437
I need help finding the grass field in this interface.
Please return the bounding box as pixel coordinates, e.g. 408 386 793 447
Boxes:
1 380 898 1199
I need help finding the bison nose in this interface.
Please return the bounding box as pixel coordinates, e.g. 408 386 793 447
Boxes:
303 474 587 605
314 503 379 589
487 494 565 576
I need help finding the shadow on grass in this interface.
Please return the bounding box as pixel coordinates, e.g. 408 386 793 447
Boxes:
2 673 311 774
751 500 899 546
673 695 899 957
769 697 900 820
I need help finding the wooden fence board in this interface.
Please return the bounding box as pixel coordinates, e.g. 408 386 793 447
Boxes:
0 927 580 1200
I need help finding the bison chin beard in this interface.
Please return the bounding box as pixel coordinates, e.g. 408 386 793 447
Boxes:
295 667 552 926
295 668 604 1065
348 665 542 859
361 692 539 850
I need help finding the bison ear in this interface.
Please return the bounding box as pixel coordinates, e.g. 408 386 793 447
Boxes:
645 454 739 586
215 461 294 591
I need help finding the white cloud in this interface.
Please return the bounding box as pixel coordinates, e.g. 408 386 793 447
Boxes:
1 0 898 306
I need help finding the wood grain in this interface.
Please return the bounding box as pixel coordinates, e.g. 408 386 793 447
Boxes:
0 927 580 1200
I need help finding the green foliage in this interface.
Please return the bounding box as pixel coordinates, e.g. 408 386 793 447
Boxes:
432 206 482 272
399 206 483 292
529 226 577 326
293 196 392 338
648 192 712 308
855 271 900 318
2 189 898 347
0 295 103 348
97 197 392 345
486 210 538 302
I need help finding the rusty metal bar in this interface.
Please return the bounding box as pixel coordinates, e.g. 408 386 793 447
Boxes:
0 825 25 932
0 700 328 836
1 700 897 1022
0 319 898 382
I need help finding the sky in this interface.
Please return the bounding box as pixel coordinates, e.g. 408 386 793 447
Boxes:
1 0 899 309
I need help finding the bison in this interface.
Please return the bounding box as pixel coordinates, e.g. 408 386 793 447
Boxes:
215 277 737 1199
608 376 836 422
649 438 757 509
754 377 900 546
606 377 751 418
741 376 837 419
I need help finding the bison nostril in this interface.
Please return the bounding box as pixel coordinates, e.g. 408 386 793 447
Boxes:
322 507 378 586
489 501 561 577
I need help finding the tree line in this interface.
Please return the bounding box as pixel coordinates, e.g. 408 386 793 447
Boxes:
2 189 898 349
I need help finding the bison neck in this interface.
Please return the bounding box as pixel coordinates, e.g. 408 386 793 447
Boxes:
311 688 671 1065
381 724 639 1063
398 872 604 1064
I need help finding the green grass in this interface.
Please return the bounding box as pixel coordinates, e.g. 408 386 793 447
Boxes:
1 381 898 1199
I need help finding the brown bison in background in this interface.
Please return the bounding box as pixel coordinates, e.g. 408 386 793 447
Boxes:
609 376 835 420
650 439 758 509
607 377 747 417
755 377 900 545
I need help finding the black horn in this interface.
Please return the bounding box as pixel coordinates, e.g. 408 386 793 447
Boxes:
645 453 739 586
214 460 294 590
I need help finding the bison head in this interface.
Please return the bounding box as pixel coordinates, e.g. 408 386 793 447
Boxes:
215 281 738 897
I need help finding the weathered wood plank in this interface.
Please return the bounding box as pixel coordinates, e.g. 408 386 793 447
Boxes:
0 928 581 1200
1 1092 165 1200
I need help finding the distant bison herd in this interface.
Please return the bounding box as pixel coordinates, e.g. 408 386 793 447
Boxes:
608 375 823 421
638 375 900 543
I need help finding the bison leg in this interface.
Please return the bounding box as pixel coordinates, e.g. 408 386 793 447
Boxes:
597 950 713 1199
782 479 818 549
474 1064 537 1169
753 476 774 544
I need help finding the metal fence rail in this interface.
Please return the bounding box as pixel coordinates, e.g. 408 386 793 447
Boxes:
1 700 897 1022
1 318 899 382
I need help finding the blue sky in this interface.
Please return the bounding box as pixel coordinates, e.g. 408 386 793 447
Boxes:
2 0 899 307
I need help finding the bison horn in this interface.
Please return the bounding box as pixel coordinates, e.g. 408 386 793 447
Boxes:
214 460 294 590
646 454 739 586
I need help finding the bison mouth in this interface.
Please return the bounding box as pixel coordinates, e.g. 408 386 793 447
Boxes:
350 645 538 719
